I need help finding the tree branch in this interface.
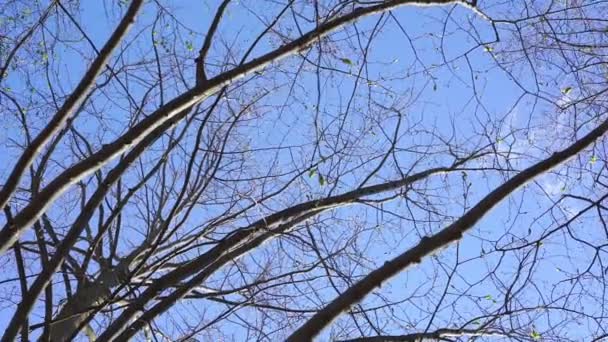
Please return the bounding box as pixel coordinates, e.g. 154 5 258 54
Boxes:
0 0 144 215
287 117 608 341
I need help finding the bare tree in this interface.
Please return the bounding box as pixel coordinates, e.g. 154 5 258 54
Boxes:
0 0 607 341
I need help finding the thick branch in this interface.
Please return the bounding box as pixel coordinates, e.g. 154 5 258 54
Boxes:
111 211 322 341
0 0 144 213
287 117 608 341
196 0 232 84
337 328 504 341
93 160 471 340
0 108 191 342
0 0 471 256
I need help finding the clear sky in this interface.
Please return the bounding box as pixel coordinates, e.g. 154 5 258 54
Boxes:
1 0 606 341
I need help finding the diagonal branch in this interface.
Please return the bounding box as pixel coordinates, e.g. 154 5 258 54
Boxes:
286 116 608 341
196 0 232 84
337 328 504 341
0 0 477 256
0 0 144 213
0 105 195 342
0 1 57 85
93 156 477 340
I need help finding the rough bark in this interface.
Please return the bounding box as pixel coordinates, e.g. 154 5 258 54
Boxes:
48 252 138 341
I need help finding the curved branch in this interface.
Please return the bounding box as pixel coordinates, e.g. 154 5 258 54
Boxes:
0 106 193 342
338 328 505 341
0 0 474 255
287 117 608 341
0 0 144 213
93 156 476 340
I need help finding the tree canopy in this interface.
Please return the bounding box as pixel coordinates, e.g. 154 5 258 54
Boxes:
1 0 608 341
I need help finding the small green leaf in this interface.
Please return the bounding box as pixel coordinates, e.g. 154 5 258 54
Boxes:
340 58 353 65
185 40 194 51
530 330 541 340
483 294 497 303
318 174 325 186
591 155 598 164
308 168 317 178
484 45 493 52
562 86 573 95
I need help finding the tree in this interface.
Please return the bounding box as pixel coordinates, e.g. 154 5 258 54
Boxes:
0 0 607 340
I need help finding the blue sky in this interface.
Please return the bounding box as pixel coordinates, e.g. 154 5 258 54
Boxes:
1 0 607 340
